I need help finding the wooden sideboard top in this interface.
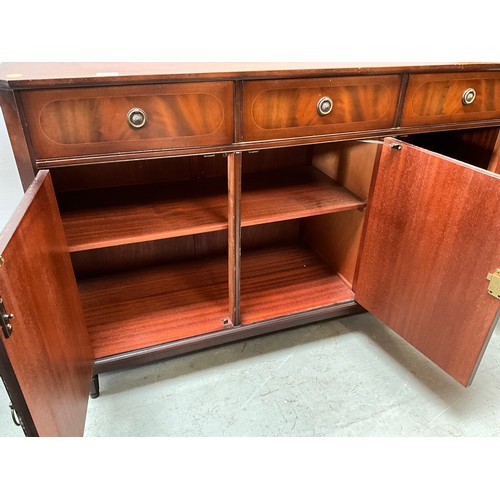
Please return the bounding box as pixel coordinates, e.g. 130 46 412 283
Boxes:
1 62 500 89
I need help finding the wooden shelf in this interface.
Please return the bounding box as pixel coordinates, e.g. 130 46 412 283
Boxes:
78 255 229 359
241 166 365 227
240 244 355 325
59 165 363 252
58 177 228 252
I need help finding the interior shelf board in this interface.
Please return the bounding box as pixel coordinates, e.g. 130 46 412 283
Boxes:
241 166 366 227
78 255 229 359
240 244 355 325
59 178 228 252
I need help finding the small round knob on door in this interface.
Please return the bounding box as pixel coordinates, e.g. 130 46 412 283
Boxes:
317 96 333 116
462 88 477 106
127 108 147 128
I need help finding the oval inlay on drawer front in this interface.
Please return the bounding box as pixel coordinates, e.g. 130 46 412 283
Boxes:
242 75 401 141
401 72 500 127
39 94 225 144
21 82 233 159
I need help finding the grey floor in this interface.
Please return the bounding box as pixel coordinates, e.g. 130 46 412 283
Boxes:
1 109 499 437
86 314 500 437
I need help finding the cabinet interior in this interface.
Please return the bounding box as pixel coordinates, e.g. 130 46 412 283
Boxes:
404 126 500 171
48 127 499 360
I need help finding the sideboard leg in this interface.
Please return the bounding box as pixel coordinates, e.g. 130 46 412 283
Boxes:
90 374 100 399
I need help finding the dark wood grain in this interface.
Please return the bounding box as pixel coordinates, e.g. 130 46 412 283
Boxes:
242 146 311 174
228 153 242 326
240 245 354 325
401 72 500 127
58 176 228 251
300 142 378 286
241 165 365 226
0 90 35 190
242 75 401 141
21 82 233 159
93 301 363 373
58 163 363 253
31 119 500 168
355 139 500 386
50 154 227 192
405 127 500 169
488 129 500 173
0 171 93 436
71 231 228 278
2 62 499 89
241 220 300 250
79 255 230 359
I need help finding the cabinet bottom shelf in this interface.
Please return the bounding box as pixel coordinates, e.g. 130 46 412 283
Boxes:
79 256 230 358
241 245 355 324
79 244 354 360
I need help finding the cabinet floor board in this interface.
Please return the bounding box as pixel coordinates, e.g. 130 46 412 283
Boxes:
78 256 229 358
241 245 355 325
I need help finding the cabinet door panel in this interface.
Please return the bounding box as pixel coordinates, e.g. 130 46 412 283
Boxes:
355 139 500 386
0 171 93 436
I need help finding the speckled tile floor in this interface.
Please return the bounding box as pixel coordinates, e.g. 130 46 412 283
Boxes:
79 313 499 437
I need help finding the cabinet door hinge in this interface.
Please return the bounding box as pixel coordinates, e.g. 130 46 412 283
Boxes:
0 297 15 339
487 269 500 300
9 403 21 427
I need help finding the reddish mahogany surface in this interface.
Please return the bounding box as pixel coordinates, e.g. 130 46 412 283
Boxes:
401 72 500 127
0 172 93 436
2 62 498 89
240 245 354 325
59 177 229 252
79 255 229 358
355 140 500 386
21 82 234 159
242 75 401 141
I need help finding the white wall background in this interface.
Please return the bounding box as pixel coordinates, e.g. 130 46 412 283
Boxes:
0 109 23 230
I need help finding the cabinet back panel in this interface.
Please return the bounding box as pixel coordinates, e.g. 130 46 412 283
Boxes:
405 127 500 170
311 141 377 199
241 220 300 250
50 155 228 192
301 210 366 287
242 146 311 174
72 231 228 278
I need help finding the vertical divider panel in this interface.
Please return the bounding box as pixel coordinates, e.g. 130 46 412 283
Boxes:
228 152 242 326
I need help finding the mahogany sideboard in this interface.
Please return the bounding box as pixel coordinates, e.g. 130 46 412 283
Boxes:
0 63 499 437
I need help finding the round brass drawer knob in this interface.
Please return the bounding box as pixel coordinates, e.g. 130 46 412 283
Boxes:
462 88 476 106
127 108 147 128
317 97 333 116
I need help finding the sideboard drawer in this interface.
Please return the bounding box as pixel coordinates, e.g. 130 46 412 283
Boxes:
241 75 401 141
21 82 234 159
401 72 500 127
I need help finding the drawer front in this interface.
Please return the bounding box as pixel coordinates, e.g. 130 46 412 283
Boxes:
21 82 234 159
401 72 500 127
242 75 401 141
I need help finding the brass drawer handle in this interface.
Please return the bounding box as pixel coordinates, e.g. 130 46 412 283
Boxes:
317 96 333 116
462 88 476 106
127 108 147 128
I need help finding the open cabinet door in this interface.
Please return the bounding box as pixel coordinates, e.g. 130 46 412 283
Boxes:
355 139 500 387
0 171 93 436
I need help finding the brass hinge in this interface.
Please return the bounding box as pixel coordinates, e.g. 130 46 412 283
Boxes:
487 269 500 300
0 297 15 339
